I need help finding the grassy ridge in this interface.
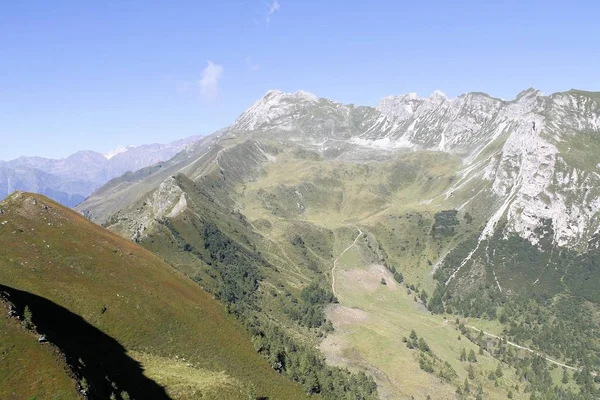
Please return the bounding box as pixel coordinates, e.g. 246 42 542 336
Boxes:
0 192 308 399
134 174 378 399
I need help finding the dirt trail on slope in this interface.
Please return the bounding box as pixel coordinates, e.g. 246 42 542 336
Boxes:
331 227 363 296
466 325 597 375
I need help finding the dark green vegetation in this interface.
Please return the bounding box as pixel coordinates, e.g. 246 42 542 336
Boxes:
0 192 309 399
431 209 460 237
431 222 600 398
284 282 337 329
456 316 600 400
404 330 458 383
251 321 377 397
136 173 378 399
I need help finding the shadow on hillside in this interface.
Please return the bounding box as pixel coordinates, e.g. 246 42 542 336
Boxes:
0 284 171 400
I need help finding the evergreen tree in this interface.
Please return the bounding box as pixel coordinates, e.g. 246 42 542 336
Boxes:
468 348 478 363
460 348 467 362
561 368 568 384
468 364 475 380
418 337 430 353
475 384 484 400
22 305 33 329
495 363 504 378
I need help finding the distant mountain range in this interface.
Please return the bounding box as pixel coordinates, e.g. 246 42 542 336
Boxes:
0 135 204 206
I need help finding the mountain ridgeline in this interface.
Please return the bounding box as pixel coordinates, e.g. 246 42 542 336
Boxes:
0 192 310 399
0 135 205 207
65 88 600 398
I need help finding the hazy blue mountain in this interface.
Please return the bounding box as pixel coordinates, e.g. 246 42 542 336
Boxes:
0 135 203 207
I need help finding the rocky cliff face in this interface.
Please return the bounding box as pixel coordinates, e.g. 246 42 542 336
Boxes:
80 88 600 252
226 88 600 249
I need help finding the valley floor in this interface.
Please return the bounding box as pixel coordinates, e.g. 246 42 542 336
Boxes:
321 233 529 400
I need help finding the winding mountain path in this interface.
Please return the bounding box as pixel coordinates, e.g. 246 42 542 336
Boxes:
331 227 363 296
215 148 226 172
466 325 596 375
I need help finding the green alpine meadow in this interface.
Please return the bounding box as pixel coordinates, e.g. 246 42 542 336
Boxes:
2 2 599 399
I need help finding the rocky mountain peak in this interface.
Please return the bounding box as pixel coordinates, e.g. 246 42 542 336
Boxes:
431 89 447 99
293 90 319 101
376 93 422 117
230 89 324 131
516 87 543 100
260 89 319 102
80 86 600 251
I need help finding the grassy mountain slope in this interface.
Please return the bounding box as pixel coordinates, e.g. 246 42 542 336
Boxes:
0 296 78 400
235 145 534 398
93 138 507 398
80 89 600 399
0 192 308 400
237 143 599 398
91 132 600 398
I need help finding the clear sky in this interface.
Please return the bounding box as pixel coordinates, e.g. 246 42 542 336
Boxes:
1 0 599 160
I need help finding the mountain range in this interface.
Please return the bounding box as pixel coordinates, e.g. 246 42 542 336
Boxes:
81 87 600 251
0 135 204 207
74 87 600 398
3 87 600 399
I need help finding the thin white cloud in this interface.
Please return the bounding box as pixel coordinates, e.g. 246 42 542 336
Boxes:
266 0 280 23
269 0 280 14
198 61 224 99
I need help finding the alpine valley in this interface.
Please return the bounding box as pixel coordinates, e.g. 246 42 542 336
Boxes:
3 87 600 399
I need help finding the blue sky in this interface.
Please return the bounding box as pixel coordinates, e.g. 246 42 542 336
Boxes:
1 0 599 160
